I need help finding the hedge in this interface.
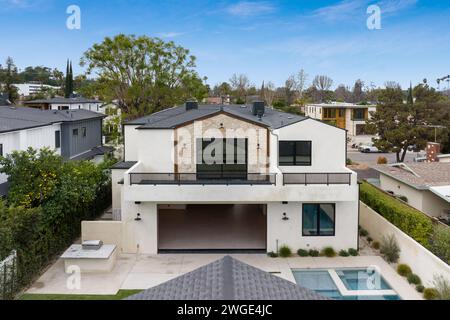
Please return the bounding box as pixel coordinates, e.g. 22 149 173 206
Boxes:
360 182 433 247
0 149 113 299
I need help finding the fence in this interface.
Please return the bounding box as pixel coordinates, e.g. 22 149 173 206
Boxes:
0 250 17 300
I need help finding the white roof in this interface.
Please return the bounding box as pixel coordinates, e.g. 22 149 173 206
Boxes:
429 185 450 203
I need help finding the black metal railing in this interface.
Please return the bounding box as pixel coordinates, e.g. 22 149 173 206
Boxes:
129 172 277 185
283 173 352 186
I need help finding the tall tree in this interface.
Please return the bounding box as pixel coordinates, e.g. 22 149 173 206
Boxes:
81 34 206 117
0 57 19 103
295 69 308 99
366 101 429 162
407 82 414 105
263 81 276 107
352 79 365 103
312 75 333 102
334 84 351 102
229 74 250 103
64 60 73 98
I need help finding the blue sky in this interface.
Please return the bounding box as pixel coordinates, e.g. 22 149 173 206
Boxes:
1 0 450 89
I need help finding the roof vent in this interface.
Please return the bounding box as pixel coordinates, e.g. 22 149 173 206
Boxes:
252 101 265 117
185 101 199 111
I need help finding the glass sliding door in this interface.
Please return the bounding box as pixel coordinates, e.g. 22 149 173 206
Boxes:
197 138 248 180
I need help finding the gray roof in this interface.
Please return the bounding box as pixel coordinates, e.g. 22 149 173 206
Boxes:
111 161 138 170
374 162 450 189
126 256 329 300
24 97 101 105
71 146 114 161
0 106 105 133
125 104 307 130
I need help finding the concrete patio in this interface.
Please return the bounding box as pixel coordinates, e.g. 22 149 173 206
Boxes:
26 253 422 300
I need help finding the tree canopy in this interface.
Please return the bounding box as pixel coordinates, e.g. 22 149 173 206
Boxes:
80 34 208 118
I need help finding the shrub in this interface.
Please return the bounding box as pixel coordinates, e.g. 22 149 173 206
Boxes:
433 275 450 300
397 264 412 277
321 247 336 258
416 285 425 293
423 288 440 300
367 237 373 243
380 234 400 263
267 251 278 258
372 241 380 250
308 249 320 257
339 250 350 257
346 158 353 165
377 156 388 164
360 182 433 247
297 249 309 257
278 245 292 258
429 225 450 265
407 274 421 285
359 228 369 237
348 248 358 256
396 195 408 203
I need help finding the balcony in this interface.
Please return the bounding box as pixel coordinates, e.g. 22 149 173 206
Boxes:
129 172 277 186
283 173 352 186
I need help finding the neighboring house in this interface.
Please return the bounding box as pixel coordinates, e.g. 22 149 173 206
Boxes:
374 162 450 222
109 101 358 255
0 105 110 190
24 96 103 112
13 83 60 97
127 256 328 300
304 102 376 144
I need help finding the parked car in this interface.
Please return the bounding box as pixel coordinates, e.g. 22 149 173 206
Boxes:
359 144 380 153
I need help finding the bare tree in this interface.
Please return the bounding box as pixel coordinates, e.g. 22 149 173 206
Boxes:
352 79 365 103
229 73 250 101
335 84 351 102
312 75 333 91
263 81 276 107
295 69 308 99
312 75 333 102
384 81 401 89
284 75 297 106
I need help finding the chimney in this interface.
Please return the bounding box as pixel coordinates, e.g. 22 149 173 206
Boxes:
185 101 198 111
252 101 265 117
426 142 440 162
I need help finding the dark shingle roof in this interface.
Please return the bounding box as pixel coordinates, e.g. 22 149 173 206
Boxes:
0 106 105 133
125 105 306 130
111 161 138 170
126 256 329 300
24 97 101 105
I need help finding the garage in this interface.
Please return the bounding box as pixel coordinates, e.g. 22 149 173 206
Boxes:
158 204 267 252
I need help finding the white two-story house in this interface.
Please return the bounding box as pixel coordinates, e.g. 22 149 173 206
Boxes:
110 102 359 254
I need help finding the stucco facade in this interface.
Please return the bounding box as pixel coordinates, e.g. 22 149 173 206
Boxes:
110 104 359 255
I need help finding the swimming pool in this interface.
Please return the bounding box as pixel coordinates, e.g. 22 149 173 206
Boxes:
292 269 401 300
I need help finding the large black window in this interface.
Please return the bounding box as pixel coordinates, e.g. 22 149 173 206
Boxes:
279 141 312 166
353 109 366 120
0 144 3 157
55 131 61 148
73 129 78 136
302 204 335 236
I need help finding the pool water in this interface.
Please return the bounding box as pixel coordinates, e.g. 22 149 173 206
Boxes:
292 269 400 300
337 269 392 291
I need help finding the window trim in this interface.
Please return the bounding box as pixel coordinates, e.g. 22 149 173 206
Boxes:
302 203 336 237
278 140 312 166
73 128 79 136
82 127 87 137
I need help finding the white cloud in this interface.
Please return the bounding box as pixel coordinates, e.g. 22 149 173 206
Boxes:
226 1 276 17
156 32 186 39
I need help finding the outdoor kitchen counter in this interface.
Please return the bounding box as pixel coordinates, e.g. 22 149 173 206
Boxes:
61 244 117 273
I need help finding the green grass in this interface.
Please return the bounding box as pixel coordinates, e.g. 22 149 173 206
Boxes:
19 290 142 300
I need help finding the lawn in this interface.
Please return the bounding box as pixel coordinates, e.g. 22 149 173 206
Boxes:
19 290 142 300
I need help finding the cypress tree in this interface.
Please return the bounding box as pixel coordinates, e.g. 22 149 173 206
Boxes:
69 61 73 97
407 82 414 105
64 60 70 98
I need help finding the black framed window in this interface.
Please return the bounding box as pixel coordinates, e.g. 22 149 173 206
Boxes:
302 204 335 236
73 129 78 136
0 144 3 157
55 131 61 148
82 127 87 137
353 109 366 120
279 141 312 166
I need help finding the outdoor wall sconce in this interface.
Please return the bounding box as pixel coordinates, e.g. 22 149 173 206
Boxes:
257 143 261 150
135 213 142 221
135 201 141 205
282 213 289 221
219 123 224 129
